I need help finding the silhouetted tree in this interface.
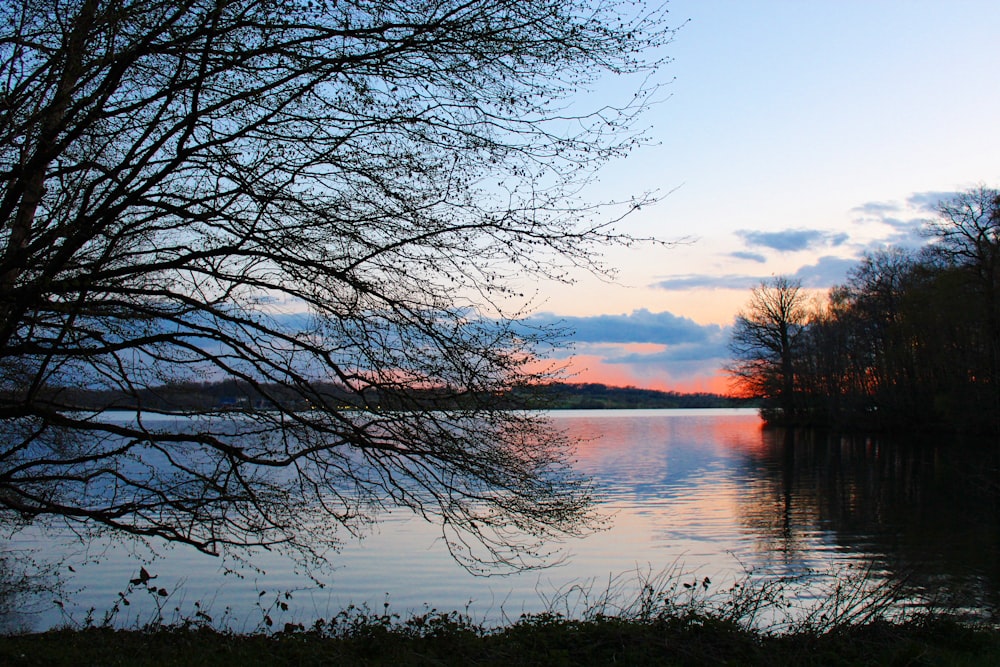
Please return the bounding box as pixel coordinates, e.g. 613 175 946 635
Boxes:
0 0 674 572
727 276 811 424
735 187 1000 433
837 248 924 421
795 293 851 422
923 186 1000 428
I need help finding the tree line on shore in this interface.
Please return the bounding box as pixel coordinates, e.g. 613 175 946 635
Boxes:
728 186 1000 435
37 379 747 413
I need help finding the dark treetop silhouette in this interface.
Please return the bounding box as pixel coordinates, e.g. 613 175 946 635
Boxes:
728 187 1000 434
0 0 674 572
727 276 808 424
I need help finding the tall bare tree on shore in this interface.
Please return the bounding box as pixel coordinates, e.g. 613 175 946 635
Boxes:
727 277 810 424
0 0 674 571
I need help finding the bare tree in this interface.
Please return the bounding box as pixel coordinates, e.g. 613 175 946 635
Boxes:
0 0 675 572
727 276 810 424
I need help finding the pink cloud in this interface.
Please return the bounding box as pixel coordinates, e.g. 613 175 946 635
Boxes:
561 354 732 395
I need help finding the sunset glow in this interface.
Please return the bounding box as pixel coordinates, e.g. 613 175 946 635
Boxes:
530 0 1000 392
562 354 733 395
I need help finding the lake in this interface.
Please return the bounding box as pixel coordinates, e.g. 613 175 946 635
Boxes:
4 409 998 632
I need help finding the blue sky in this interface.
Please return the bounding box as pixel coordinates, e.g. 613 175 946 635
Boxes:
532 0 1000 392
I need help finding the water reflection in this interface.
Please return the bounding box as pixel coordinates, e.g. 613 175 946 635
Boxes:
731 427 1000 613
5 409 998 630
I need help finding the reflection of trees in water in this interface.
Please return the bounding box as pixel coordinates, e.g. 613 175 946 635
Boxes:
731 427 1000 612
734 430 821 567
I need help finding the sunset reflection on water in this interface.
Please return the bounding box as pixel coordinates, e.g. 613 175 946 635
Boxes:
9 409 997 631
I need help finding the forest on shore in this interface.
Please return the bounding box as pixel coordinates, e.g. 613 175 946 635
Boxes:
729 187 1000 435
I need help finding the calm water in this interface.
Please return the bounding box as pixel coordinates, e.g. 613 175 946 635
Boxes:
4 409 998 631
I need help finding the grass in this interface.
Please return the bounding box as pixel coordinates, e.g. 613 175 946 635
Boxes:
1 563 998 665
2 613 997 666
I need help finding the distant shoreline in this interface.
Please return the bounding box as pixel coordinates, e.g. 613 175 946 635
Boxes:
31 380 756 413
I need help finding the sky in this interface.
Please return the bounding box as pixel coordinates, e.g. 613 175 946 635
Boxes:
529 0 1000 394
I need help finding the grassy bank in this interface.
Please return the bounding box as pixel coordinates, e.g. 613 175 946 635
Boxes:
2 565 997 665
1 614 998 666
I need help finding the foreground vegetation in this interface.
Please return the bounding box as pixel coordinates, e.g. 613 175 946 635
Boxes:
3 565 998 665
2 615 998 666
